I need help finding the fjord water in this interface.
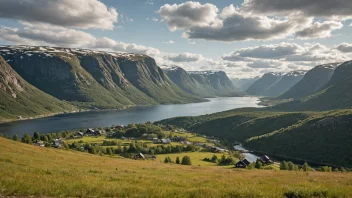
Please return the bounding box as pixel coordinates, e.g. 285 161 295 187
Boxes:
0 97 262 137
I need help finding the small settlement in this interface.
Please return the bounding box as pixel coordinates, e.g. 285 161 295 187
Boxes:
235 155 274 168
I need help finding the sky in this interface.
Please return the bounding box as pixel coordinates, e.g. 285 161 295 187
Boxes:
0 0 352 78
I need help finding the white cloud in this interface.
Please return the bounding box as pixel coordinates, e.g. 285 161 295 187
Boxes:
187 6 312 41
0 0 118 30
159 2 346 42
158 1 220 31
247 60 281 68
241 0 352 20
336 43 352 53
0 24 96 48
166 53 204 62
120 14 134 24
295 21 343 39
163 40 175 44
0 24 160 56
223 43 305 60
223 42 349 63
220 42 351 76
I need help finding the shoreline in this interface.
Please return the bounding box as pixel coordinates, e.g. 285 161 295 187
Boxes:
0 105 149 124
0 98 215 124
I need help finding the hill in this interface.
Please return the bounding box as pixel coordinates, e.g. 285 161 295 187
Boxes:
163 66 218 97
263 70 307 97
188 71 241 96
1 137 351 197
274 61 352 111
278 63 339 99
163 66 241 97
0 55 76 121
231 77 260 91
157 108 352 167
246 72 284 96
0 46 204 110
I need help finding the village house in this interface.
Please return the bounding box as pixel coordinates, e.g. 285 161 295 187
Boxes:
194 143 206 147
152 138 159 144
211 146 225 153
77 132 84 138
115 125 124 130
235 159 251 168
53 139 62 148
161 138 171 144
134 153 145 160
146 134 157 140
258 155 273 165
85 128 102 136
180 140 192 145
33 141 45 147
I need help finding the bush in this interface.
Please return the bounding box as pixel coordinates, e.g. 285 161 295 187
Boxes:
176 156 180 164
181 156 192 165
164 157 172 163
21 134 32 144
211 155 218 163
255 160 262 169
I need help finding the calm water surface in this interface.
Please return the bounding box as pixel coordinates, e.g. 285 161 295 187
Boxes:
233 145 260 162
0 97 262 137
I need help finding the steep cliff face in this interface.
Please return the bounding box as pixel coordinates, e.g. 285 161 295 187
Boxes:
188 71 241 97
0 55 76 120
77 53 157 105
0 46 129 109
274 61 352 111
0 46 203 112
117 57 203 103
246 72 284 96
263 70 307 97
279 63 339 99
163 66 220 97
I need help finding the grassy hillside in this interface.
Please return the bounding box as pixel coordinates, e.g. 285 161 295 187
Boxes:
272 61 352 111
246 110 352 167
157 109 352 167
1 137 352 197
0 56 77 121
263 71 306 97
278 63 339 99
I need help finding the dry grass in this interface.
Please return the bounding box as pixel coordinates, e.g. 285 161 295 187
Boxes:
1 137 352 198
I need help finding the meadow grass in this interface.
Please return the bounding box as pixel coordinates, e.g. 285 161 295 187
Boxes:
156 151 231 166
1 137 352 198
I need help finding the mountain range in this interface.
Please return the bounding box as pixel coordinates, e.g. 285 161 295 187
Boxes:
274 61 352 111
0 45 242 121
231 77 260 91
246 72 284 96
0 55 76 121
163 66 242 97
278 63 340 99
